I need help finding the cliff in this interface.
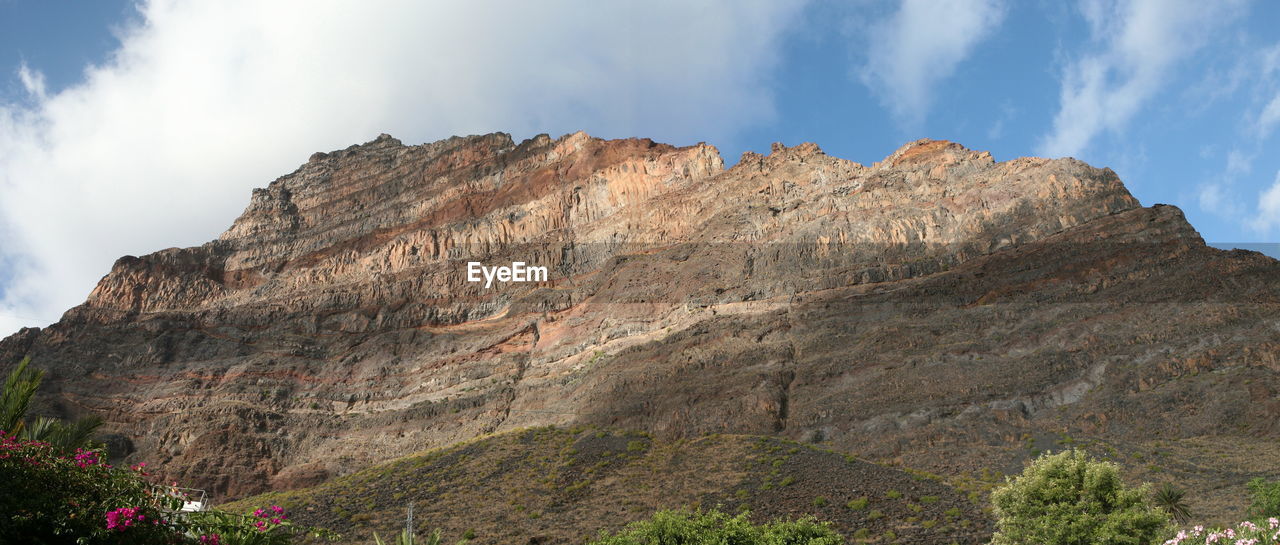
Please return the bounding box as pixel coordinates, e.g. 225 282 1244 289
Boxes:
3 132 1277 524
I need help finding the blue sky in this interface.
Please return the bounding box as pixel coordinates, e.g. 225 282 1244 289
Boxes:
0 0 1277 333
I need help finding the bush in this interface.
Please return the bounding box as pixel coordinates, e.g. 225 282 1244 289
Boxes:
0 431 334 544
185 506 337 545
0 434 183 544
372 527 469 545
990 450 1171 545
1248 478 1280 519
588 508 843 545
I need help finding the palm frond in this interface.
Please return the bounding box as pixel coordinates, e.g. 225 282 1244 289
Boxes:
21 416 59 442
49 415 104 452
1 357 43 434
1153 482 1193 524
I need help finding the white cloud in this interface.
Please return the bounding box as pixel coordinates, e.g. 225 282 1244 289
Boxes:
1198 182 1244 218
0 0 807 335
859 0 1007 127
1257 93 1280 138
1226 149 1253 177
1194 41 1280 234
1251 171 1280 234
16 63 46 100
1037 0 1248 158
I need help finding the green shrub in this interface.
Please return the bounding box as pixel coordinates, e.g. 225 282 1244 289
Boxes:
990 450 1171 545
588 508 842 545
1248 477 1280 519
373 527 466 545
1152 483 1192 524
885 490 902 500
187 507 337 544
846 497 869 510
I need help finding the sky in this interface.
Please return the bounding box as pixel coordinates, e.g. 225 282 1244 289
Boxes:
0 0 1277 335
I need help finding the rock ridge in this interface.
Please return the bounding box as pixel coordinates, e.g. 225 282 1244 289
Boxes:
3 131 1276 520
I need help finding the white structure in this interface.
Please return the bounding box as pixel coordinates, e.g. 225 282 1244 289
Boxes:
173 488 208 512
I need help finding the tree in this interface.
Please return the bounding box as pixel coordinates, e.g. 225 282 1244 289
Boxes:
990 450 1172 545
1 357 103 453
1 357 43 435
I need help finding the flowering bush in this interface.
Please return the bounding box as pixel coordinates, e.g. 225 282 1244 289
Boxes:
1163 518 1280 545
0 431 336 544
0 432 185 544
184 504 337 545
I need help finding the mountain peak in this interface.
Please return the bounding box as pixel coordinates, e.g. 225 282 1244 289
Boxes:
6 132 1275 521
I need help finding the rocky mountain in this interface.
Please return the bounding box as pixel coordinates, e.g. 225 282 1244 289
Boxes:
2 131 1278 525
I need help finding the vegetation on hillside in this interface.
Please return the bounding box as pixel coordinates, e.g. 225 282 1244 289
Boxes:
10 355 1280 545
587 508 842 545
227 427 993 544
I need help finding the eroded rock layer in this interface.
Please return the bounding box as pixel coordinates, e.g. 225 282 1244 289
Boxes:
3 132 1277 521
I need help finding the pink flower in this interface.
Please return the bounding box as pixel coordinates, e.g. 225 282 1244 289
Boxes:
105 507 142 531
271 505 284 514
72 449 100 468
253 508 266 518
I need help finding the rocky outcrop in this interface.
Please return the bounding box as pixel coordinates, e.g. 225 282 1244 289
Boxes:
3 132 1277 521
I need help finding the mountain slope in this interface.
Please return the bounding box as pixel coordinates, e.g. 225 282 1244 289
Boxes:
1 132 1277 524
223 427 995 545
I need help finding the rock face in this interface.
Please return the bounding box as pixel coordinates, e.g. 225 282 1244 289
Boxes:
3 132 1278 518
